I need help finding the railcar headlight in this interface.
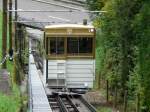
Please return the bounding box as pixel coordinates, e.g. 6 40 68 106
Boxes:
89 28 94 32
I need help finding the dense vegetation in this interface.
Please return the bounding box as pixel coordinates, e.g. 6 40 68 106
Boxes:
0 11 22 112
86 0 150 111
0 86 21 112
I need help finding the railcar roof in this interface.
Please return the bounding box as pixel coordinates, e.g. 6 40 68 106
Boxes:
45 24 94 29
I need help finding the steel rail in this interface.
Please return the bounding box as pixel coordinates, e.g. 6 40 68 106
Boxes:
66 95 80 112
57 95 69 112
80 96 97 112
56 94 80 112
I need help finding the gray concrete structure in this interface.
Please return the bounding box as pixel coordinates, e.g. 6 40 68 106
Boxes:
0 0 90 27
29 54 52 112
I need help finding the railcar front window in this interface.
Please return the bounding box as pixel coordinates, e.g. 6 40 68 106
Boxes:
67 38 78 54
67 37 93 54
79 38 92 53
49 37 64 55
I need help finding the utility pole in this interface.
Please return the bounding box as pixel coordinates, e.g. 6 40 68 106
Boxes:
2 0 8 68
13 0 20 84
9 0 12 51
8 0 14 61
15 0 18 51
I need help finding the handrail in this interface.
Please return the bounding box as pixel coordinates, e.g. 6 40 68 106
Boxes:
28 54 33 112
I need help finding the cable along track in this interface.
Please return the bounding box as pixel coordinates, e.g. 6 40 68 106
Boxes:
47 93 97 112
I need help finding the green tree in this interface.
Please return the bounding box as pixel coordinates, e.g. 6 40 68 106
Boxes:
86 0 104 11
133 1 150 111
87 0 146 107
87 0 150 111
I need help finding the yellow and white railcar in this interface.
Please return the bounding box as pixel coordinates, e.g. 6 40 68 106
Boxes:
43 24 95 90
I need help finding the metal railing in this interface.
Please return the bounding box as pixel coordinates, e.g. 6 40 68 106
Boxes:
28 54 33 112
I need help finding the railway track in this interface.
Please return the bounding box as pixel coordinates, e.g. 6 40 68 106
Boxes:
32 53 97 112
47 93 97 112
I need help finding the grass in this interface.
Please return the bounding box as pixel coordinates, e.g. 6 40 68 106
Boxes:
96 106 112 112
0 11 22 112
0 11 2 58
0 85 21 112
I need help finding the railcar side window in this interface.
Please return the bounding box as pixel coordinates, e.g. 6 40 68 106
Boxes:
49 37 64 55
67 37 93 54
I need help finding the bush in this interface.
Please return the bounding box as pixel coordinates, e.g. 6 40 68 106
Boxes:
0 85 21 112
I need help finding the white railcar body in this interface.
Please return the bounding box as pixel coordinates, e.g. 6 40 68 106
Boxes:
43 24 96 90
46 59 95 89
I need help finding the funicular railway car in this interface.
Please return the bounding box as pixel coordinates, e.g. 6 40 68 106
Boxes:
43 24 96 92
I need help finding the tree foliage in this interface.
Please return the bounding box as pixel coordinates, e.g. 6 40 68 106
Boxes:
86 0 105 11
87 0 150 111
133 1 150 111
